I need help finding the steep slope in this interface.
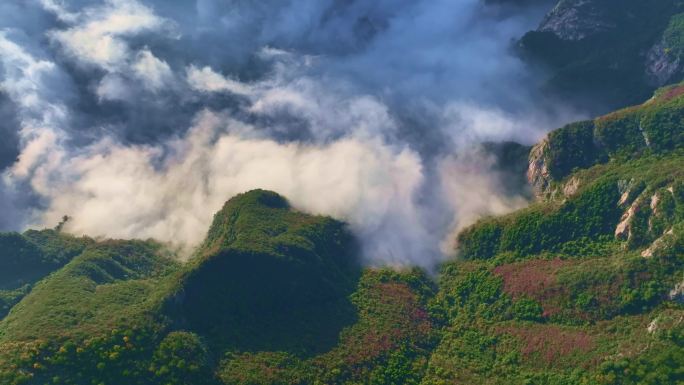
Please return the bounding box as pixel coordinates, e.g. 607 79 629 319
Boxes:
0 190 386 385
519 0 684 112
0 239 179 343
164 189 361 356
217 268 437 385
423 85 684 385
0 239 182 385
528 82 684 196
0 229 92 318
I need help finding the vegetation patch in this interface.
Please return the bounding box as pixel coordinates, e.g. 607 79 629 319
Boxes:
497 324 596 366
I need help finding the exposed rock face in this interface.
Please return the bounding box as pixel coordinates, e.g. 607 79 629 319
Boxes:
670 279 684 304
650 192 661 214
646 40 681 87
527 140 552 198
641 228 674 258
615 198 640 241
617 179 637 207
539 0 615 41
563 176 581 197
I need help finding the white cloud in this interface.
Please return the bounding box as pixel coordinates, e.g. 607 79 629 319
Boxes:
438 151 529 253
10 130 59 179
39 0 79 23
49 0 167 70
96 73 131 101
132 49 174 91
0 32 56 113
1 37 529 267
33 111 428 264
441 103 547 149
185 58 397 141
0 32 69 181
186 65 253 95
0 1 558 268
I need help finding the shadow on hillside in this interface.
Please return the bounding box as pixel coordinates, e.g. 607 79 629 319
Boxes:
165 249 361 358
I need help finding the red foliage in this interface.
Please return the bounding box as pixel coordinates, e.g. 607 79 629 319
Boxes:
497 324 595 365
493 259 573 318
493 259 569 298
331 281 432 369
659 84 684 102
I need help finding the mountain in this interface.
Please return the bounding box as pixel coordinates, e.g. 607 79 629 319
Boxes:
0 83 682 384
0 190 435 385
519 0 684 112
435 84 684 384
0 229 92 319
1 2 684 381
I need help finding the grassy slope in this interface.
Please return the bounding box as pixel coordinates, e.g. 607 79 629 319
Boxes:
0 240 179 343
0 230 93 319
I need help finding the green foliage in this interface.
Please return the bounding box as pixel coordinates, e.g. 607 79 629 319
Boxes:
0 327 162 385
311 268 436 385
0 229 92 319
456 222 502 260
459 179 621 259
367 345 426 385
546 120 604 180
150 332 214 385
538 82 684 187
0 230 91 290
512 298 544 322
0 285 30 319
1 127 683 385
640 93 684 153
170 190 361 356
599 325 684 384
664 13 684 58
0 239 180 343
219 352 309 385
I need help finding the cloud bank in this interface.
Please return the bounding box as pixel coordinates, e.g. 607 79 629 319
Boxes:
0 0 578 266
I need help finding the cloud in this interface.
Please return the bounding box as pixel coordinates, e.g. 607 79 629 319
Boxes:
39 0 79 23
437 150 529 252
132 49 173 91
0 31 69 179
96 73 131 101
0 0 578 268
186 65 252 95
32 111 429 264
49 0 168 70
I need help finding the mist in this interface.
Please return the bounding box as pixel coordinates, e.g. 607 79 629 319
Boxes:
0 0 581 266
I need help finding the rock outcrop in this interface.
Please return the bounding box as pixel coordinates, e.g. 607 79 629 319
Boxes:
538 0 615 41
527 139 552 198
615 198 640 241
641 228 674 258
646 40 682 87
669 279 684 303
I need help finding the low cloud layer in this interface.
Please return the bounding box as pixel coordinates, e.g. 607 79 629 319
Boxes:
0 0 579 266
